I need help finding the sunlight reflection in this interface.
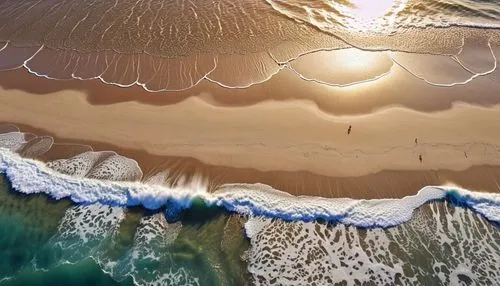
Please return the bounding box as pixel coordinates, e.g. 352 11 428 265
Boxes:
338 0 407 31
349 0 396 19
337 48 380 70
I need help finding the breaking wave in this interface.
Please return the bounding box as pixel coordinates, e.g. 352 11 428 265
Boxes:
2 126 500 285
1 148 499 228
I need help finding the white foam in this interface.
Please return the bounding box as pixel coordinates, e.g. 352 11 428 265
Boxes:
100 213 197 286
1 148 499 228
47 151 142 181
266 0 500 34
30 203 125 272
0 132 30 152
245 202 500 285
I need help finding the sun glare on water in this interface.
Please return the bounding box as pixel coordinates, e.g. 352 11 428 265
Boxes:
349 0 395 19
339 0 407 31
338 48 379 70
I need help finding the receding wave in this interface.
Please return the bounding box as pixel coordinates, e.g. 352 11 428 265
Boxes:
0 0 499 91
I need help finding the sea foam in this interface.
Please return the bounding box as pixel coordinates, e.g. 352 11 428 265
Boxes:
0 148 499 228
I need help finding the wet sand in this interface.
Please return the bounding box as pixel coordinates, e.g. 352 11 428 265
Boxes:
1 62 500 198
6 121 500 200
1 45 499 115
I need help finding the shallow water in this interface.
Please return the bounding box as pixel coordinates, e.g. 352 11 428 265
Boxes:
267 0 500 33
0 0 499 90
246 203 500 285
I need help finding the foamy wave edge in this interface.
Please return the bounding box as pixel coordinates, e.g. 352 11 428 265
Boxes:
1 148 499 228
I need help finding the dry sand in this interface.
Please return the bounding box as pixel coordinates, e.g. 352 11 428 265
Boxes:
1 50 500 199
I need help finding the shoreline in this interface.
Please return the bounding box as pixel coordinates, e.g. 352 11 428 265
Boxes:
4 122 500 200
1 47 500 199
1 147 499 228
0 41 499 116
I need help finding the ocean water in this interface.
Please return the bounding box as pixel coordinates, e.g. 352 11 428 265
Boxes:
1 165 499 285
0 176 250 286
1 125 500 285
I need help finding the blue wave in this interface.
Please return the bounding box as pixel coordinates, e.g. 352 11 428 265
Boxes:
1 148 499 228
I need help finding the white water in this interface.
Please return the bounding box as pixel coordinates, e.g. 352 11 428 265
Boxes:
1 148 499 228
266 0 500 34
245 203 500 285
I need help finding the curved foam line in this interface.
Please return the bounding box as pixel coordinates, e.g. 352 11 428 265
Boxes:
6 27 497 93
452 39 498 75
93 56 219 93
0 42 8 53
272 45 480 90
208 48 389 89
0 44 44 71
450 55 478 75
286 60 394 88
3 0 500 94
1 148 499 228
22 48 219 93
268 47 349 65
204 56 287 89
9 37 500 93
4 42 401 92
389 40 498 87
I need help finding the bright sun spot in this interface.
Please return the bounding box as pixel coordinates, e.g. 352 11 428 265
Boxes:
334 0 407 31
337 48 379 70
349 0 396 19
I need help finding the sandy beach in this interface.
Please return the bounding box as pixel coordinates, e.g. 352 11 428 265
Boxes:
1 55 500 199
2 1 500 285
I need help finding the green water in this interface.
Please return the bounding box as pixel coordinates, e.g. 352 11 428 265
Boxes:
0 176 250 286
2 173 499 285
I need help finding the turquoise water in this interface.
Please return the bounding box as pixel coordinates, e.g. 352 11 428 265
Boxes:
0 175 250 286
0 176 127 285
1 172 499 285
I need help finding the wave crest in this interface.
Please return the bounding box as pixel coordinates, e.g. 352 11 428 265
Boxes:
1 148 499 228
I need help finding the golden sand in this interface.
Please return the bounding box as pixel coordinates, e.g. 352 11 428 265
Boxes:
1 57 500 198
